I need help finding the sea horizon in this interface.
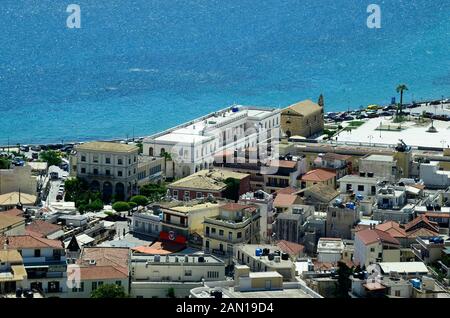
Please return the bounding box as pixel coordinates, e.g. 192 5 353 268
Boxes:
1 0 449 145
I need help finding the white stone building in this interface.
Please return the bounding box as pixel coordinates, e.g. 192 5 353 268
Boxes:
143 105 281 178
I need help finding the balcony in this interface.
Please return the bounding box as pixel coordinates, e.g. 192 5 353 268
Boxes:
204 216 252 230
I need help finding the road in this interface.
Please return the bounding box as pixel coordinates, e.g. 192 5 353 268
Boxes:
45 166 69 206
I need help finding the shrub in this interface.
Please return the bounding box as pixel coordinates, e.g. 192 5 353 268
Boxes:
130 195 149 207
91 284 127 298
128 202 137 209
40 150 62 167
112 201 130 212
86 199 104 212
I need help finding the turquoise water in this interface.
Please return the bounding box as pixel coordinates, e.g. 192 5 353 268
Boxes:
0 0 449 144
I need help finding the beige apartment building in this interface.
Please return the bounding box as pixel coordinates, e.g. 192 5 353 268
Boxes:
203 203 260 258
71 142 139 201
281 100 324 138
0 165 37 196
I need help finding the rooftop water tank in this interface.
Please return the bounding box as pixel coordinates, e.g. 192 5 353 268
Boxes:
231 106 239 113
410 278 421 289
255 248 263 257
346 202 356 210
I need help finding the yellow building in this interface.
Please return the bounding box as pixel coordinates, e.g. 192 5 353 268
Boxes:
281 100 324 138
203 203 260 257
0 249 27 294
160 201 221 244
299 168 337 189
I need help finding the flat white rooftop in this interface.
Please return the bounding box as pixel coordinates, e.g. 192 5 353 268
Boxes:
337 117 450 149
378 262 428 274
148 105 278 145
363 154 395 162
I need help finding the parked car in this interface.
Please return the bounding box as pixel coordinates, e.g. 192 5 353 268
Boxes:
31 152 39 160
20 145 30 152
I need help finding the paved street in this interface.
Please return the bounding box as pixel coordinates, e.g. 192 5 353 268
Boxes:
45 166 69 206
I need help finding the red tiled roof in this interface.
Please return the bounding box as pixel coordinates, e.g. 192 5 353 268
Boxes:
355 228 400 246
78 247 129 275
221 203 253 212
1 208 24 217
273 193 298 207
426 212 450 219
300 169 336 182
276 240 305 256
26 220 62 237
376 221 406 238
406 227 439 238
1 235 63 249
322 153 352 161
405 215 439 233
268 160 297 169
275 187 300 195
79 265 128 280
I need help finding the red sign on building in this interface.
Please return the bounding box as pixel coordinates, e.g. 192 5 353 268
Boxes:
159 231 187 244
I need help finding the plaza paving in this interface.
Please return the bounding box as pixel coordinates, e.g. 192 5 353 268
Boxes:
336 117 450 149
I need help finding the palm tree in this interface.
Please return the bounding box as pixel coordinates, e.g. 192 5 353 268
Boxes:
396 84 408 118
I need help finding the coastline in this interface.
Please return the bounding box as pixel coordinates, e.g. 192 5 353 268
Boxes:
0 96 447 149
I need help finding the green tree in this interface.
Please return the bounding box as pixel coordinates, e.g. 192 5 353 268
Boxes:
136 142 143 154
166 287 175 298
128 202 137 210
335 261 353 298
40 150 62 166
86 199 104 212
395 84 408 119
0 157 10 169
139 183 167 201
130 195 149 207
91 284 127 298
223 178 240 202
112 201 130 212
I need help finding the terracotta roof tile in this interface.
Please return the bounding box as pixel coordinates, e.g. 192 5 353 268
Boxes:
1 208 24 217
301 169 336 182
375 221 406 238
275 187 300 195
78 247 129 275
355 228 400 246
276 240 304 256
221 203 254 212
321 153 352 161
79 265 128 280
426 212 450 219
1 234 63 249
273 193 299 207
405 215 439 233
26 220 62 237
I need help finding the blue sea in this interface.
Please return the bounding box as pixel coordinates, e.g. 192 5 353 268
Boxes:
0 0 449 145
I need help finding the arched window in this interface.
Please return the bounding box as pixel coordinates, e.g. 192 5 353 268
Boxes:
149 147 154 156
160 148 166 156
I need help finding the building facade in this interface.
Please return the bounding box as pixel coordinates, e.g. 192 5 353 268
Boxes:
280 100 324 138
72 142 140 201
203 203 260 258
143 105 281 179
